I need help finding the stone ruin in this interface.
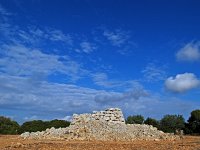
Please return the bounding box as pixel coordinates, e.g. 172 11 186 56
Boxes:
71 108 125 125
21 108 179 141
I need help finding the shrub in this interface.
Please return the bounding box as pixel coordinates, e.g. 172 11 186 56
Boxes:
160 115 185 133
19 119 70 133
144 117 159 128
126 115 144 124
48 119 70 128
0 116 20 134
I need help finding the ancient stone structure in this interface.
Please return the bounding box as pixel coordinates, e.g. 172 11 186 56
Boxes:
71 108 125 125
21 108 179 141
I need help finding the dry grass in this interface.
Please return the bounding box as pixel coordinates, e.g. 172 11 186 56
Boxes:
0 135 200 150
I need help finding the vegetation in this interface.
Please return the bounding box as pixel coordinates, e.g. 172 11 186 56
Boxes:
144 117 159 128
126 115 144 124
0 116 20 134
184 109 200 134
159 115 185 133
0 109 200 135
19 119 70 134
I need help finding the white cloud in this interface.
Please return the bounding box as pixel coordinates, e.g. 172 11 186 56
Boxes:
16 27 73 46
24 115 38 121
92 73 110 87
142 63 167 82
80 41 96 53
0 74 199 123
94 85 149 104
0 44 85 81
0 4 13 38
60 115 72 121
92 72 139 89
0 74 145 121
47 29 73 45
165 73 200 93
176 42 200 62
103 29 130 47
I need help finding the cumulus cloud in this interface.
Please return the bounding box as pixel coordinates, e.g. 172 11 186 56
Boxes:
165 73 200 93
176 42 200 62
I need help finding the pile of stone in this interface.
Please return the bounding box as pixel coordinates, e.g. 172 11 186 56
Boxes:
21 108 179 141
71 108 125 125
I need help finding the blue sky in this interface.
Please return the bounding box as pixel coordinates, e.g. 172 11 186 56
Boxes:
0 0 200 123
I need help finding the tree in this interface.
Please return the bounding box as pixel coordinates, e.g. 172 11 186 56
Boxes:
19 119 71 133
19 120 47 133
186 109 200 134
160 115 185 133
126 115 144 124
48 119 70 129
144 117 159 128
0 116 20 134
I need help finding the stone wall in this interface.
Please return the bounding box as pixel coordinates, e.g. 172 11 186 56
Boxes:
71 108 125 125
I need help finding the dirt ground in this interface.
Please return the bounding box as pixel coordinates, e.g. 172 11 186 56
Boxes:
0 135 200 150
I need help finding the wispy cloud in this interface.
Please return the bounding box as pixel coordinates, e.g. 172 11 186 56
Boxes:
0 73 199 122
142 63 167 82
0 5 72 47
0 4 12 16
47 29 73 45
0 75 99 119
16 27 73 46
92 72 138 89
165 73 200 93
0 44 85 81
0 73 148 120
176 41 200 62
94 87 149 104
79 41 96 53
103 29 130 47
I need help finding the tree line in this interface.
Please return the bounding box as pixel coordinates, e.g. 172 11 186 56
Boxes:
0 118 70 134
126 109 200 134
0 109 199 135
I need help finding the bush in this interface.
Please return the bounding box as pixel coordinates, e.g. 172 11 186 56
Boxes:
19 120 48 133
144 117 159 128
19 119 70 133
160 115 185 133
48 119 70 129
126 115 144 124
0 116 20 134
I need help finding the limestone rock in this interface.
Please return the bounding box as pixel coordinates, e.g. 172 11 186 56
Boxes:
20 108 179 141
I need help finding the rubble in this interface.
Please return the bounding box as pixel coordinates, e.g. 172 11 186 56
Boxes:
21 108 179 141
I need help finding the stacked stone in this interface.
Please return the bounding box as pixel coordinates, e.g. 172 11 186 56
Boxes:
21 108 179 141
92 108 125 123
71 108 125 125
